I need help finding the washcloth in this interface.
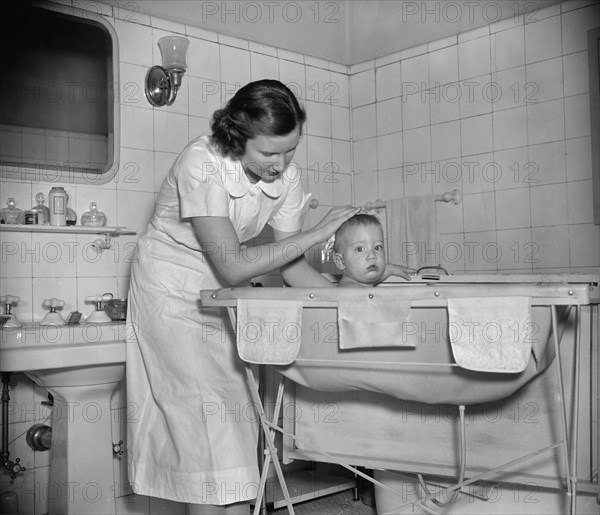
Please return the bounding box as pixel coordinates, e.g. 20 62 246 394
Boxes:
447 296 532 373
322 234 336 263
338 299 416 349
385 195 437 269
236 299 303 365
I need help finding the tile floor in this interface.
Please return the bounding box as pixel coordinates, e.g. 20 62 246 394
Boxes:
114 483 600 515
278 489 375 514
112 489 374 515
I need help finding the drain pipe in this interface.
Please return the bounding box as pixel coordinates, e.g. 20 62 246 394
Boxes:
1 373 26 478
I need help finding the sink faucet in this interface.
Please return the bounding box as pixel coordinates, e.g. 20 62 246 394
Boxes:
0 296 21 328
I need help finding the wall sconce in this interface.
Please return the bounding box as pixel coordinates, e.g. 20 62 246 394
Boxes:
145 36 190 107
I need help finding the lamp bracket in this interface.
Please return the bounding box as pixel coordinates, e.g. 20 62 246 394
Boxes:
145 65 173 107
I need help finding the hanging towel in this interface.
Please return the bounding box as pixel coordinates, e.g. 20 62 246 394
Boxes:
447 296 533 373
236 299 303 365
385 195 437 269
338 299 416 349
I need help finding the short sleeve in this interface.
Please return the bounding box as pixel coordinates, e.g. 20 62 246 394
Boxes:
269 164 311 233
177 141 230 219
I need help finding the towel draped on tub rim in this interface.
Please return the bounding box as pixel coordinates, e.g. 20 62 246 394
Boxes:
232 293 562 405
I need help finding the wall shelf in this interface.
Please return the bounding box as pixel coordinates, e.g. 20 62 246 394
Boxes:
0 225 137 236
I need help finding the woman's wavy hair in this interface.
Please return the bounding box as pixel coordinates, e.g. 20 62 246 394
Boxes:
210 80 306 158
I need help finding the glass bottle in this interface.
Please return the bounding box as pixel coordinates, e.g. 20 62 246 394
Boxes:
0 198 25 224
31 192 50 225
66 207 77 226
81 202 107 227
49 187 67 226
65 192 77 226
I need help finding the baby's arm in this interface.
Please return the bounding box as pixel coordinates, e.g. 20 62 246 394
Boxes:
381 263 414 282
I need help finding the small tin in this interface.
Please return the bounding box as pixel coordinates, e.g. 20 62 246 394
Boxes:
24 210 39 225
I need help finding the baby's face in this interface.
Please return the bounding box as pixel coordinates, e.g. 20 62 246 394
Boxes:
334 224 386 286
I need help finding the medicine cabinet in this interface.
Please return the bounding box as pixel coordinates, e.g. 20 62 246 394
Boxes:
0 2 119 184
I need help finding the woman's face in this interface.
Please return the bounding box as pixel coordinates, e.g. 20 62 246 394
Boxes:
241 126 301 183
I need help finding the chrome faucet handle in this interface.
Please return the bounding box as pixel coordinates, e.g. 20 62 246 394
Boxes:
2 455 26 479
85 293 113 312
42 298 65 312
85 293 113 304
0 295 20 313
1 295 21 326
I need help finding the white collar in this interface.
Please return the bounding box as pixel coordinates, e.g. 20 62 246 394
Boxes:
223 159 284 199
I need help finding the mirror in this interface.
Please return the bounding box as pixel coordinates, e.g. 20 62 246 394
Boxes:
0 2 119 184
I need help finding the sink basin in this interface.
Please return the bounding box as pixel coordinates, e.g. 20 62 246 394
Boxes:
1 322 126 373
1 322 127 515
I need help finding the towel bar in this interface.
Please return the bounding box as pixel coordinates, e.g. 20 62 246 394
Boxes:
307 189 462 210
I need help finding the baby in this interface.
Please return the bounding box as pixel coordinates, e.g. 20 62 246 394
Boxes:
332 214 387 287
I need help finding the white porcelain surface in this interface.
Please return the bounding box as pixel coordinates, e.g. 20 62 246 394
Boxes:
1 321 127 514
0 322 126 373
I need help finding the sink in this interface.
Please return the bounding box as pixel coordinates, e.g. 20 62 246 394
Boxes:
1 322 126 373
1 322 127 515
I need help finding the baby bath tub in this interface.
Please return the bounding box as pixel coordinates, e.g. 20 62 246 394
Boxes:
201 274 596 515
201 274 593 405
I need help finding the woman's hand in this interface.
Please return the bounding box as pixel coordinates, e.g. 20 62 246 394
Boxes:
311 205 361 240
192 209 357 286
191 206 359 287
381 263 414 282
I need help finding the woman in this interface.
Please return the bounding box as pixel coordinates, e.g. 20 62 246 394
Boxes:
127 80 361 514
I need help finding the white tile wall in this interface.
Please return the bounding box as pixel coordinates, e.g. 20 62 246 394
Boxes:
491 65 527 111
351 104 376 140
349 1 599 274
458 35 491 80
492 25 525 70
402 88 431 130
376 97 402 136
375 61 402 101
349 68 375 106
402 126 429 165
525 14 562 63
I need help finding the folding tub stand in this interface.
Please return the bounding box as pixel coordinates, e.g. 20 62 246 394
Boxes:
200 284 594 515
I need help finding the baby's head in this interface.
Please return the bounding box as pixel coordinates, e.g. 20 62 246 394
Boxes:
333 214 386 287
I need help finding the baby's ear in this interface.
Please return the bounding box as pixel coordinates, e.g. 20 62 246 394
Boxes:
332 252 345 270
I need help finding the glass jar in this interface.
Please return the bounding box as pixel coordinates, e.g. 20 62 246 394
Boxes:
49 187 67 226
81 202 107 227
0 198 25 224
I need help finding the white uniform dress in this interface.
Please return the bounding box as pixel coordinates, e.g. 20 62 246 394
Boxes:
126 136 310 505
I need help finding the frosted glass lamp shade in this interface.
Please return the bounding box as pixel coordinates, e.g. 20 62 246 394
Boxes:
145 36 190 107
158 36 189 72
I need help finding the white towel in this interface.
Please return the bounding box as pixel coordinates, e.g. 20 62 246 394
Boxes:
447 296 532 373
338 299 416 349
385 196 437 269
236 299 303 365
